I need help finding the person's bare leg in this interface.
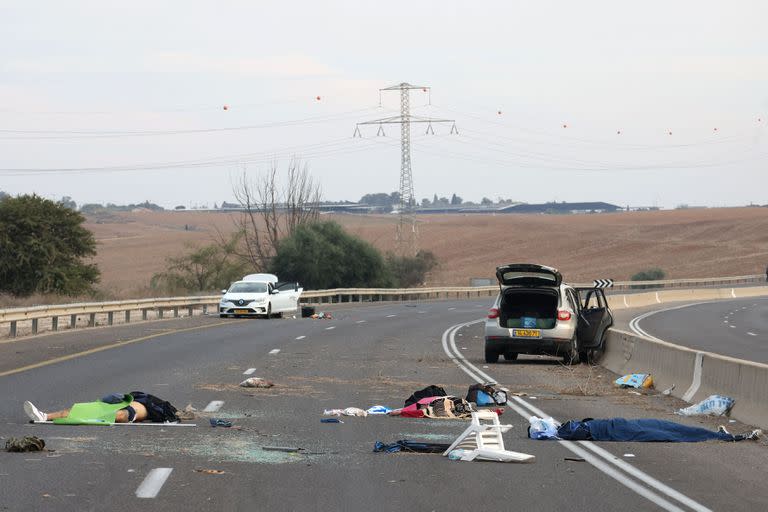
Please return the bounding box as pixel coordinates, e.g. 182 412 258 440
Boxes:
46 409 70 420
114 402 148 423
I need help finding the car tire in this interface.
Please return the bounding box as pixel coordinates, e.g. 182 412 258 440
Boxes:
562 336 580 365
219 314 227 318
503 352 518 361
485 347 500 364
265 303 272 319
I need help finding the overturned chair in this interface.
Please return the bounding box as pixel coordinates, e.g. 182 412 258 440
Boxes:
443 410 535 463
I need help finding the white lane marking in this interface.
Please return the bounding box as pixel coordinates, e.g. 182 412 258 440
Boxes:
243 368 256 375
628 301 710 342
269 349 280 355
295 335 306 340
203 401 224 412
510 397 711 512
135 468 173 498
448 307 456 311
682 352 704 402
325 326 336 330
356 320 366 324
441 323 710 512
729 325 736 329
386 314 396 318
747 332 757 336
723 320 728 324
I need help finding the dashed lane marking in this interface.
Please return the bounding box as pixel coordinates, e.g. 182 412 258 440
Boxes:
386 314 397 318
356 320 366 324
135 468 173 498
269 349 280 355
203 401 224 412
243 368 256 375
325 326 336 330
296 335 306 340
747 332 757 336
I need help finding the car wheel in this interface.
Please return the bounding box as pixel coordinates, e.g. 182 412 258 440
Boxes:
562 336 580 365
503 352 518 361
265 303 272 319
485 347 500 364
219 314 227 318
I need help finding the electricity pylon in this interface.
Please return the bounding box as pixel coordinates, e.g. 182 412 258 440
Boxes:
354 83 456 255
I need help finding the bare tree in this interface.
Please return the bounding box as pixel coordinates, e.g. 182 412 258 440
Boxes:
231 158 322 271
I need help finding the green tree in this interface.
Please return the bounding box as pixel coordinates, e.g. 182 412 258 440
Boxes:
0 194 100 296
269 221 393 289
151 236 249 293
386 250 438 288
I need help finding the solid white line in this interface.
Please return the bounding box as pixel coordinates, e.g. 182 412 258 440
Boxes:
441 323 712 512
295 335 306 340
243 368 256 375
203 400 224 412
136 468 173 498
269 349 280 354
325 326 336 330
682 352 704 402
447 320 497 384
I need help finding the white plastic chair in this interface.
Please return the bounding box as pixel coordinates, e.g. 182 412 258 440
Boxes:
443 410 535 463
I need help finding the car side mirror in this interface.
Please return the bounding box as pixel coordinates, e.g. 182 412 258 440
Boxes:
221 289 228 294
271 289 280 294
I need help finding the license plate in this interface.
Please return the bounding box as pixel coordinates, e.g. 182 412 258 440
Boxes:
512 329 541 338
234 309 250 314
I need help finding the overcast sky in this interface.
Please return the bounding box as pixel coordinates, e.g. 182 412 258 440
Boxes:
1 1 766 209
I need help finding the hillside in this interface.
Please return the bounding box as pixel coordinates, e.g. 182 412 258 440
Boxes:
78 207 768 298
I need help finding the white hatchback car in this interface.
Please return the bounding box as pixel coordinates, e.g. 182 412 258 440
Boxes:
219 273 303 318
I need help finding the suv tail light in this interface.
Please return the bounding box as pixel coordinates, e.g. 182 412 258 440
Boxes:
487 308 500 319
557 309 572 321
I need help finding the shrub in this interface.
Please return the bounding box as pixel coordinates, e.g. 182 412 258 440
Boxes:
630 268 666 281
386 251 438 288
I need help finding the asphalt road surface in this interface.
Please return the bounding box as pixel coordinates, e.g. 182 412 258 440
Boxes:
1 299 767 511
621 297 768 363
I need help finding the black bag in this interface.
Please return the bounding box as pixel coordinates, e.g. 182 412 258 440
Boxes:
404 385 447 407
130 391 180 423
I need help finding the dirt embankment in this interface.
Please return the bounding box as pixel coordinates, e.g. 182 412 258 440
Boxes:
12 207 767 303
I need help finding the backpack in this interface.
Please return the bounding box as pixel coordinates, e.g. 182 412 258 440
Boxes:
466 384 508 406
130 391 180 423
404 385 447 407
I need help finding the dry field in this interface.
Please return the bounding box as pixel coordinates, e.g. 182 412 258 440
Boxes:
73 206 768 299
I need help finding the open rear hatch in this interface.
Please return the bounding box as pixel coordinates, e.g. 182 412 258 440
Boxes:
495 263 562 288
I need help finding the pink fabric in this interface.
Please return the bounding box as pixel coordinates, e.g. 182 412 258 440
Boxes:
397 396 443 418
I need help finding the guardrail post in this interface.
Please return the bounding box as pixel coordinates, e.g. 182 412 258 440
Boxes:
337 294 342 304
159 308 164 319
70 314 77 328
88 313 96 327
10 321 16 338
52 316 58 331
358 294 362 303
108 312 114 326
173 307 179 318
187 306 193 317
142 309 148 320
31 318 38 334
125 310 131 323
203 305 208 315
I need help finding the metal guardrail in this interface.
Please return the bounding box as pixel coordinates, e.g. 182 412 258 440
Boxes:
1 274 765 338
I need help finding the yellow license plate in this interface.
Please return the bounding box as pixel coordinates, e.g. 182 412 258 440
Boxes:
512 329 541 338
234 309 250 314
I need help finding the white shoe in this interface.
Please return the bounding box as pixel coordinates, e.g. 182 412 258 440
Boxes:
23 401 47 422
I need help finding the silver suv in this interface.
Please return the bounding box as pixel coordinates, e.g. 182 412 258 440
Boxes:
483 263 613 364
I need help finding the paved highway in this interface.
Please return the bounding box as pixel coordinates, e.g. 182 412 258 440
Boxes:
1 300 766 511
625 297 768 363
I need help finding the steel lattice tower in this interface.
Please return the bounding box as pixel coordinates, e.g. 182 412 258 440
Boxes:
355 83 456 255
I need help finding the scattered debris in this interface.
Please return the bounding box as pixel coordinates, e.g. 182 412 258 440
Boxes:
676 395 735 417
623 453 636 458
239 377 275 388
323 407 367 417
5 436 46 452
310 312 333 319
177 404 197 421
564 457 585 462
365 405 392 415
628 391 642 396
615 373 654 389
374 440 451 453
321 418 343 423
662 384 676 396
209 418 232 428
262 446 302 453
194 469 226 475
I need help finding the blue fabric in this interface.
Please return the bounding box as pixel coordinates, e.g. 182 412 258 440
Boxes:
521 316 537 328
475 391 494 406
585 418 735 442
